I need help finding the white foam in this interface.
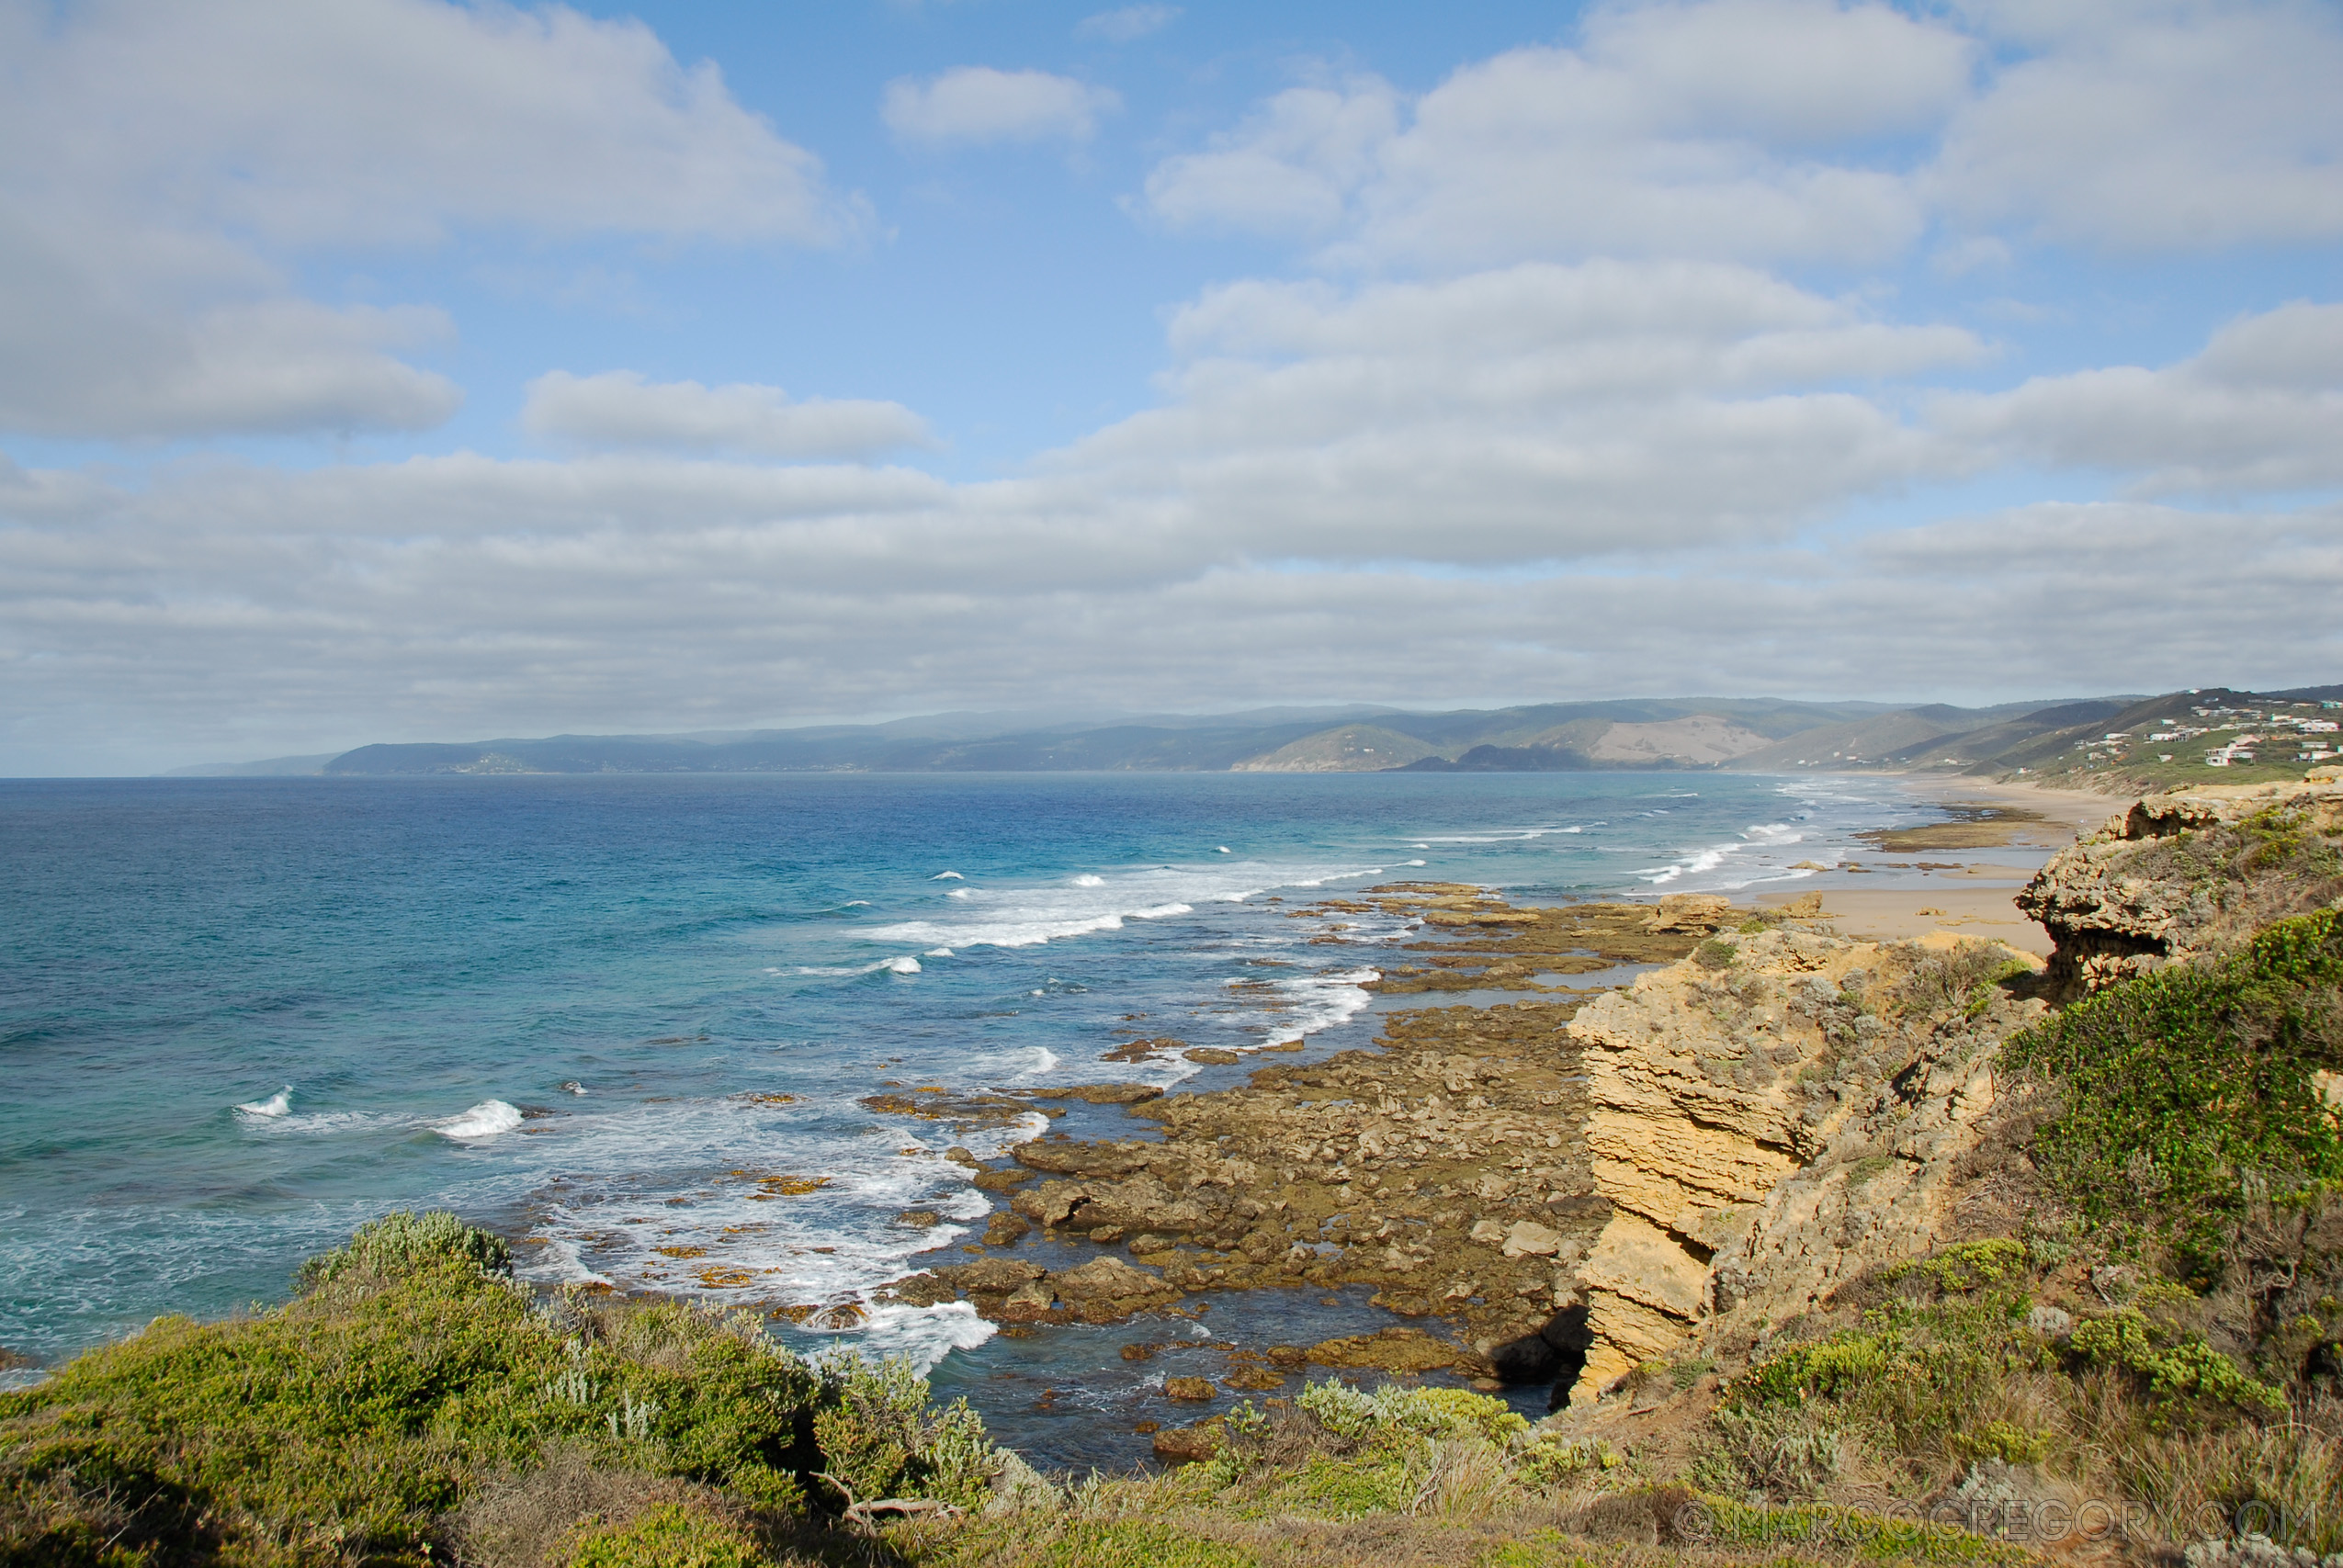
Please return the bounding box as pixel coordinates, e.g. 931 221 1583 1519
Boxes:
235 1088 290 1118
843 900 870 908
1023 1047 1059 1076
519 1235 614 1288
1404 859 1426 867
850 1301 996 1374
436 1100 522 1140
1217 846 1231 853
924 947 954 957
1071 873 1105 886
945 887 970 899
795 957 922 977
931 871 963 880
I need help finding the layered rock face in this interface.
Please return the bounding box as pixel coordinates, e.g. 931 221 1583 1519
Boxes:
1564 926 2039 1403
2019 777 2343 1000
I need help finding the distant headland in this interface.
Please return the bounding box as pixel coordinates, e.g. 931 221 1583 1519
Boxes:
174 685 2342 795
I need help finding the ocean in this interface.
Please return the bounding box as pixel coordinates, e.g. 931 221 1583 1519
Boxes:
0 769 1941 1465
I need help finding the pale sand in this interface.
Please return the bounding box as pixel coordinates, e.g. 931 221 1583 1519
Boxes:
1741 775 2132 957
1755 883 2052 957
1896 776 2121 848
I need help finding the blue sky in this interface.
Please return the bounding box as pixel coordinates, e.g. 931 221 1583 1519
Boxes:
2 0 2339 772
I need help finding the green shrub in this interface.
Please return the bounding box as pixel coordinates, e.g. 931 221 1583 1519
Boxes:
562 1502 767 1568
1887 1241 2031 1295
2067 1310 2284 1416
2002 910 2343 1270
1293 1381 1527 1450
1950 1421 2049 1465
294 1208 512 1289
1728 1329 1899 1407
1032 1519 1261 1567
0 1212 1002 1562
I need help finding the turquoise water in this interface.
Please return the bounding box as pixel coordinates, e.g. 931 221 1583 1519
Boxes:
0 770 1932 1461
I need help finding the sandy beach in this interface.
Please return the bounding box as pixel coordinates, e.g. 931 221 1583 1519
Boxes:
1751 773 2118 957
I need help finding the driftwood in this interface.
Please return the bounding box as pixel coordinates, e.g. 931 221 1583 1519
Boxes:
813 1472 967 1535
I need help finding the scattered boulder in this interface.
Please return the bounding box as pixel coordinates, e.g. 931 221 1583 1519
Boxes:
1183 1047 1242 1066
1645 893 1733 932
1163 1376 1217 1402
895 1209 940 1228
1152 1418 1225 1464
1501 1219 1563 1258
983 1213 1031 1247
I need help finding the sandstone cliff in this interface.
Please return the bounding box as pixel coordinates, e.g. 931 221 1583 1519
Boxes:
2019 774 2343 1001
1563 924 2042 1403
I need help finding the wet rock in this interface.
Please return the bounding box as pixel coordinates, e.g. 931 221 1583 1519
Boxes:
1153 1418 1225 1464
1120 1341 1160 1361
1164 1376 1217 1402
1012 1181 1091 1226
1104 1037 1184 1063
940 1258 1047 1293
1028 1082 1165 1106
1013 1139 1152 1176
1053 1255 1173 1303
983 1213 1031 1247
998 1278 1056 1321
1223 1362 1286 1391
1183 1047 1242 1065
896 1209 940 1227
1305 1326 1468 1373
972 1168 1033 1191
1087 1224 1127 1244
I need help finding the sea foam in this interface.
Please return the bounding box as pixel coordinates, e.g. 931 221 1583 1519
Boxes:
436 1100 522 1140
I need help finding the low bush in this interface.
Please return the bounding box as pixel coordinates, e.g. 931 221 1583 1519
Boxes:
0 1212 997 1566
2002 910 2343 1272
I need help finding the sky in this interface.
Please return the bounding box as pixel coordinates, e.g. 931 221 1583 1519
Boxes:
2 0 2339 774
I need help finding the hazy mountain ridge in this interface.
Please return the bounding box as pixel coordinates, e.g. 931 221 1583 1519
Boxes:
176 687 2337 780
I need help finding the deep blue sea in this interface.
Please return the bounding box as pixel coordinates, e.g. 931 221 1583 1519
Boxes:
0 770 1938 1464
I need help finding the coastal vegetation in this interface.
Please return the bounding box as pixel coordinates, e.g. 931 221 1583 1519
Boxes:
15 776 2343 1565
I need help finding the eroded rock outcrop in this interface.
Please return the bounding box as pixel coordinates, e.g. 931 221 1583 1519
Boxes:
2020 776 2343 1001
1564 925 2041 1402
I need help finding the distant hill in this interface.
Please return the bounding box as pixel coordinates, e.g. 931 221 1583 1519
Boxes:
187 685 2336 783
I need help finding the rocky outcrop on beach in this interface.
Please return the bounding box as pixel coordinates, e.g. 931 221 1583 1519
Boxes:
2019 774 2343 1001
875 883 2048 1411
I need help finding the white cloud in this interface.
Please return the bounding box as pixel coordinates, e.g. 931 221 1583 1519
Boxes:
1580 0 1975 145
1055 260 1986 561
0 0 854 441
1933 301 2343 493
1077 6 1180 43
1930 1 2343 249
4 444 2333 773
1141 1 1969 266
1144 83 1403 236
0 212 461 438
882 67 1121 146
1 0 850 248
522 372 933 459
